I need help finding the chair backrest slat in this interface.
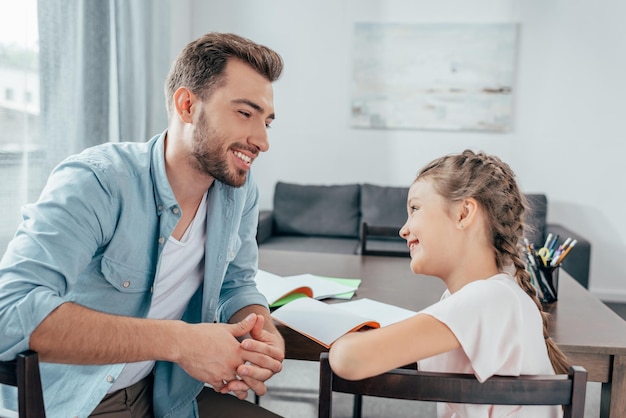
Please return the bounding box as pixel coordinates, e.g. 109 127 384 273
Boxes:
0 350 46 418
319 353 586 418
0 359 19 387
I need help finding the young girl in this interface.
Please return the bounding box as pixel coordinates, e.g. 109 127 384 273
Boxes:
329 150 570 418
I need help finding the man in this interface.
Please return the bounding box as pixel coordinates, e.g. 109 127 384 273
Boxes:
0 32 285 417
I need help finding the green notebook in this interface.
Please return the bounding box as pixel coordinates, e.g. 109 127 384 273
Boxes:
270 276 362 308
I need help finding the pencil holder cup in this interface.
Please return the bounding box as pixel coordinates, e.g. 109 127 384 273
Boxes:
527 263 560 304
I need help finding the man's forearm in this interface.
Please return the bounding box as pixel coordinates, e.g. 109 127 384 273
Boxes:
29 302 184 364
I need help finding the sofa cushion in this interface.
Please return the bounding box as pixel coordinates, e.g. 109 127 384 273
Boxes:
273 182 360 238
360 183 409 228
524 194 547 247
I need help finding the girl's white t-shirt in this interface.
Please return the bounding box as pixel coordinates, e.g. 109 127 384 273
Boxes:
418 273 561 418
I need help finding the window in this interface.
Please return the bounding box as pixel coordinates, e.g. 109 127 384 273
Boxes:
0 0 41 253
0 0 170 254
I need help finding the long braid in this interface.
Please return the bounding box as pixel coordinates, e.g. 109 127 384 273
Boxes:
511 246 570 374
418 150 570 374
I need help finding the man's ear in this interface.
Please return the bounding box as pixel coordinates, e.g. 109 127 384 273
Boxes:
173 87 196 123
457 198 479 229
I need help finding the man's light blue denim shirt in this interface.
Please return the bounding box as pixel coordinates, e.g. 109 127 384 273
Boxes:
0 131 269 417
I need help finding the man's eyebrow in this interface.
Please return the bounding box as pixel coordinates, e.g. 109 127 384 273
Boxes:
232 98 275 120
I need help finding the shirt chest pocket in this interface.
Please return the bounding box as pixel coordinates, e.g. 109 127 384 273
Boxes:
101 256 154 293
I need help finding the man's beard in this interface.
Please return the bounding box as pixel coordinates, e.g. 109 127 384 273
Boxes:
190 114 248 188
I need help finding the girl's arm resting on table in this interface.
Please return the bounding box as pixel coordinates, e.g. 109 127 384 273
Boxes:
328 313 460 381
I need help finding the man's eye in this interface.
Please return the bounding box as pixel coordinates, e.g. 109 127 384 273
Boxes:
239 111 251 118
410 206 419 213
265 123 272 129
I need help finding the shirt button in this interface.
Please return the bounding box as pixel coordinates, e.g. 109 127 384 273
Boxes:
158 237 165 245
158 205 163 211
106 375 114 383
173 207 180 214
122 281 130 288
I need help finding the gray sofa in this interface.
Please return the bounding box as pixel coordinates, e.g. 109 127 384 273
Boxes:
257 182 591 289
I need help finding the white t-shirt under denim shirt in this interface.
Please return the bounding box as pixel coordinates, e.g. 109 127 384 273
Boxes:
418 273 561 418
108 192 208 392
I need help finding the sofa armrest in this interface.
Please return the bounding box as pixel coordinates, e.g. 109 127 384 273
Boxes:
546 223 591 289
256 210 275 244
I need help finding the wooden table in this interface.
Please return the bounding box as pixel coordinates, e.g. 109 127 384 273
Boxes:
259 249 626 418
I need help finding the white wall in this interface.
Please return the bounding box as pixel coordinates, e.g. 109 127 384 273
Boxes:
178 0 626 301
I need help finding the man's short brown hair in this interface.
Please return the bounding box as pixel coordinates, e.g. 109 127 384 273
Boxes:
164 32 283 117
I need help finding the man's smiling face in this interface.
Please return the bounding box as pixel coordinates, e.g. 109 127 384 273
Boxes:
190 58 275 187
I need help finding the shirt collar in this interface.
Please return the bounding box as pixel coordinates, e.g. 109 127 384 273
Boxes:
150 130 178 215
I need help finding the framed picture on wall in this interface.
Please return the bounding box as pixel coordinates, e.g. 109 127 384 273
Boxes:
351 22 519 132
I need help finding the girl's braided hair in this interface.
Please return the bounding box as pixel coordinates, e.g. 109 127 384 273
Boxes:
417 150 569 374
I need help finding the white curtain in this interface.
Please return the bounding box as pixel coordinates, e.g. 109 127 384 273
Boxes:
0 0 170 254
38 0 170 164
113 0 171 143
38 0 112 165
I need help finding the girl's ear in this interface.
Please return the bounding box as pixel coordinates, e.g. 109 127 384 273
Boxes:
456 198 479 229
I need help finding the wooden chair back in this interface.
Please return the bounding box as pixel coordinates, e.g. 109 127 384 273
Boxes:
319 352 587 418
0 350 46 418
359 222 408 257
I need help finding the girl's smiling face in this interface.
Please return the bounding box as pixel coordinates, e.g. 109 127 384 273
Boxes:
400 179 462 278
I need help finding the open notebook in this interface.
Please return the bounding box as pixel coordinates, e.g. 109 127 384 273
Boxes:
254 269 361 307
271 297 417 348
